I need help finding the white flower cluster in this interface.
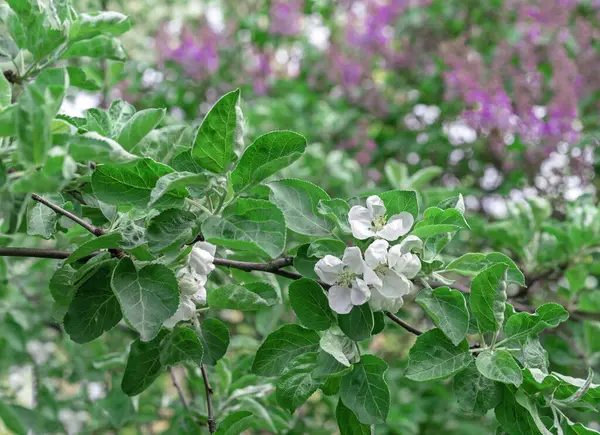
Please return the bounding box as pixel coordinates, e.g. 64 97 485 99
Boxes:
163 242 216 328
315 195 422 314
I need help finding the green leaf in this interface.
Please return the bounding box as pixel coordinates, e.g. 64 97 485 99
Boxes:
336 399 371 435
70 11 132 41
251 324 320 376
203 198 286 259
65 233 122 264
307 238 346 258
0 34 19 62
319 326 357 368
66 66 101 91
69 132 139 164
92 158 186 208
503 303 569 344
514 390 553 435
384 160 408 189
406 329 472 381
122 330 167 396
0 69 10 109
108 100 135 136
117 108 165 152
453 363 502 416
213 411 253 435
135 125 191 164
475 350 523 386
495 386 539 434
378 189 419 218
276 352 321 412
268 178 334 236
312 350 352 380
62 35 126 60
26 194 62 239
289 278 335 331
146 209 197 253
293 243 320 280
16 68 67 165
149 172 208 207
199 318 230 365
0 105 16 137
407 166 443 189
64 266 122 343
416 286 469 346
192 89 240 173
411 206 470 238
208 282 276 311
340 354 390 425
470 263 509 333
445 252 525 286
159 326 203 367
317 198 351 234
0 402 27 435
338 303 374 341
111 257 180 341
232 130 306 192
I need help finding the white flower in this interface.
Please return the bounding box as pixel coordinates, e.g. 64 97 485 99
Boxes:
163 297 197 328
189 242 216 275
314 247 373 314
364 236 422 312
348 195 414 241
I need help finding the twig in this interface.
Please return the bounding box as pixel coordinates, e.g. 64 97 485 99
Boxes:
169 367 190 411
31 193 104 236
0 247 71 259
385 312 423 335
200 365 216 433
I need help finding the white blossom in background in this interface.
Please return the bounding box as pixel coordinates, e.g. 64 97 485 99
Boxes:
58 409 88 435
364 236 422 312
349 195 414 241
314 247 373 314
26 340 56 365
87 382 106 401
164 242 216 328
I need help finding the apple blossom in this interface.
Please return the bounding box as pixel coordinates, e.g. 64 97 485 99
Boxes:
348 195 414 241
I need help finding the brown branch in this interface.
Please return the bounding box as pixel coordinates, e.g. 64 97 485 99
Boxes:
200 365 216 433
31 193 104 236
385 312 423 335
0 247 71 259
169 367 190 411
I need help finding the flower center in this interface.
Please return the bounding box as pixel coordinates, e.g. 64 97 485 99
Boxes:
374 263 389 275
338 270 358 287
372 215 387 231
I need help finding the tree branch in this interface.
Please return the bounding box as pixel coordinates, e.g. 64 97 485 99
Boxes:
385 312 423 335
0 247 71 259
200 365 216 433
31 193 104 236
169 367 190 411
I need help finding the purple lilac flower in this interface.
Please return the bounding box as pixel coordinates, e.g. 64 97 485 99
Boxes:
269 0 304 36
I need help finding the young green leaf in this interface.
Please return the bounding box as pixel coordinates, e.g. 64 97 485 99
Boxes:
340 354 390 425
319 326 357 368
70 11 132 41
276 352 321 412
146 209 197 253
336 399 372 435
159 326 204 367
192 89 240 173
65 232 123 264
203 198 286 259
406 329 472 381
514 390 553 435
470 263 509 333
445 252 525 286
411 206 470 238
251 324 320 377
207 282 276 311
378 189 419 218
503 303 569 344
289 278 335 331
26 194 62 239
232 130 306 192
122 330 167 396
111 258 180 342
213 411 253 435
306 238 346 258
453 363 502 416
338 303 374 341
416 286 469 346
316 198 352 234
0 70 11 109
68 132 139 164
64 266 122 344
149 172 209 207
494 386 539 434
62 35 126 60
198 318 230 366
117 108 166 152
268 178 334 236
475 350 523 387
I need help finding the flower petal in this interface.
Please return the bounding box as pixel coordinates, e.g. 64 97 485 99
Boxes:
314 255 344 285
328 285 353 314
190 245 216 275
397 235 423 254
363 266 382 287
377 270 412 298
391 253 421 279
348 205 374 239
377 212 414 241
196 241 216 256
364 239 389 268
351 278 371 305
342 246 365 274
366 195 386 218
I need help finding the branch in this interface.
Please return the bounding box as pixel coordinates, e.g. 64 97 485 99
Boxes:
385 312 423 335
31 193 103 236
169 367 190 411
0 247 70 259
200 365 216 433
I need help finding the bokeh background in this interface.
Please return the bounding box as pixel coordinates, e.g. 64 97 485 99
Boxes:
3 0 600 433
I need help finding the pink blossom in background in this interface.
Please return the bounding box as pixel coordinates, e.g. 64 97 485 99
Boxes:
269 0 304 36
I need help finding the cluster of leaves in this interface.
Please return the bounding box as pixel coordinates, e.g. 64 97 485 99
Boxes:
0 1 599 434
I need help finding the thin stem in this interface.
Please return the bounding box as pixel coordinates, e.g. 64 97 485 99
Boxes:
200 365 216 433
31 193 103 236
385 312 423 335
169 367 189 411
0 247 71 259
185 198 212 215
419 277 432 290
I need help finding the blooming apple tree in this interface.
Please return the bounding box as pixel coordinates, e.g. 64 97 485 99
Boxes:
0 1 599 434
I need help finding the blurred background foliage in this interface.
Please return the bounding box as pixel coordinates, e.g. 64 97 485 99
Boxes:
3 0 600 433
